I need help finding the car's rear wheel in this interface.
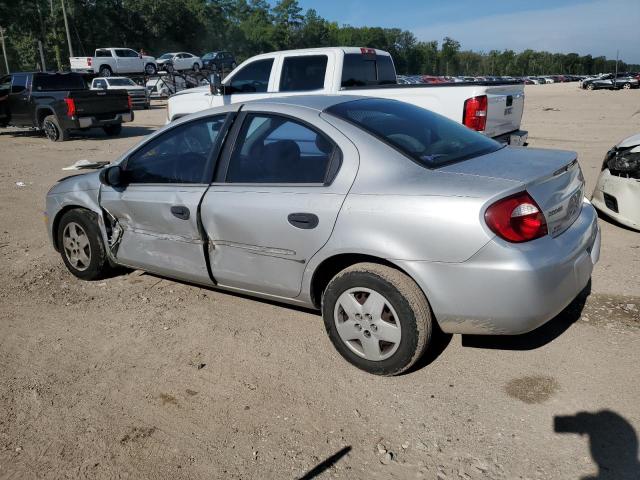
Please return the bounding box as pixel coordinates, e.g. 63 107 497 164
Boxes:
42 115 69 142
622 83 631 89
98 65 112 77
165 63 174 73
587 84 595 90
193 63 200 72
103 124 122 136
322 263 433 376
57 209 111 280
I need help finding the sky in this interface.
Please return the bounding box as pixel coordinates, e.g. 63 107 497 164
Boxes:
296 0 640 63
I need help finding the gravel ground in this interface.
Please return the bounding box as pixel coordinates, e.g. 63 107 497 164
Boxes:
1 84 639 480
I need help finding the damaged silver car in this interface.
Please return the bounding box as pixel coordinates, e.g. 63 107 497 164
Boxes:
45 96 600 375
591 133 640 231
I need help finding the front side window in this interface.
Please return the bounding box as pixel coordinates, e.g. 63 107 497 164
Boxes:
226 114 337 184
227 59 274 94
114 49 128 58
279 55 327 92
326 98 502 168
125 115 227 184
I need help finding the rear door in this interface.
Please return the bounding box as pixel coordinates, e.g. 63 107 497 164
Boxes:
99 113 234 284
274 52 333 96
483 83 525 138
7 73 32 126
200 105 358 298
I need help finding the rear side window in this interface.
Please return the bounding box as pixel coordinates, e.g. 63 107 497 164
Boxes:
226 114 338 184
11 74 28 93
341 53 396 87
33 74 86 91
227 59 274 94
125 115 227 184
96 49 111 57
279 55 327 92
326 98 502 168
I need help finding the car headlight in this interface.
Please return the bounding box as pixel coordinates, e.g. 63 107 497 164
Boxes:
607 151 640 172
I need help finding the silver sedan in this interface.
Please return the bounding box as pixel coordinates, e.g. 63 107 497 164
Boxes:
45 95 600 375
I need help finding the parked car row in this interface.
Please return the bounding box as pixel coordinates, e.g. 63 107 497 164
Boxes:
580 73 640 90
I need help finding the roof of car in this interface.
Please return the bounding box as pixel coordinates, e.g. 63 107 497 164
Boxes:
242 94 374 112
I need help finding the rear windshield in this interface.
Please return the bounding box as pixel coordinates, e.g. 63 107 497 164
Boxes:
341 53 396 87
32 74 86 91
108 78 136 86
325 98 503 168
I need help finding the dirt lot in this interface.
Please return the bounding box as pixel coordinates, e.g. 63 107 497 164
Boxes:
1 83 639 480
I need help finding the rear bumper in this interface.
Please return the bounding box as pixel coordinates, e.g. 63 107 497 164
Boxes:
75 112 133 128
493 129 528 146
396 200 600 335
591 169 640 231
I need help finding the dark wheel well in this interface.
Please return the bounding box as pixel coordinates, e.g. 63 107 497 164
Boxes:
310 254 409 309
52 206 95 251
36 108 54 128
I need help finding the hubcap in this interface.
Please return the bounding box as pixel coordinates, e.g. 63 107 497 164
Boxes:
62 222 91 271
334 287 402 361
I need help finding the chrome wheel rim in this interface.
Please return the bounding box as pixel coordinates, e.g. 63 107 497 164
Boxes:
334 287 402 361
62 222 91 271
43 120 58 140
623 83 631 89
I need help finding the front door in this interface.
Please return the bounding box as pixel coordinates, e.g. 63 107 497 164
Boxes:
8 73 32 126
200 108 357 298
100 113 232 284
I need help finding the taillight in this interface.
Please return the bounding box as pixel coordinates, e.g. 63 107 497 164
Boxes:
87 57 92 66
484 191 548 243
463 95 487 131
127 95 132 110
64 98 76 117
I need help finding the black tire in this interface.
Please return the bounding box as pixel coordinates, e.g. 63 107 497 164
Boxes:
193 63 200 72
57 209 111 281
165 62 174 73
103 123 122 136
586 84 595 90
145 63 157 75
42 114 69 142
98 65 112 77
322 262 433 376
622 83 631 90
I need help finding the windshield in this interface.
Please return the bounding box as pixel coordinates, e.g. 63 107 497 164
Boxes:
108 78 136 86
203 52 216 59
158 53 174 60
325 98 503 168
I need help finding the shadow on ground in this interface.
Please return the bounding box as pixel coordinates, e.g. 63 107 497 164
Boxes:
461 280 591 351
297 446 351 480
554 410 640 480
0 125 156 141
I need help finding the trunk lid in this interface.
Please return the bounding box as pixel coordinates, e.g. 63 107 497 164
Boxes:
69 57 92 69
68 90 130 117
441 146 585 237
483 84 525 138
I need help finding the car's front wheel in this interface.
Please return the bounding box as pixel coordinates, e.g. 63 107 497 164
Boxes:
622 83 632 89
57 209 111 280
322 263 433 376
145 63 157 75
587 84 595 90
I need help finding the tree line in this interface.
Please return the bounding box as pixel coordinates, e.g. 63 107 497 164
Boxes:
1 0 637 76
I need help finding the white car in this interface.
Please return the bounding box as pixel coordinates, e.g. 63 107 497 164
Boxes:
167 47 528 146
156 52 203 72
591 133 640 231
90 77 149 109
70 48 157 77
145 77 187 98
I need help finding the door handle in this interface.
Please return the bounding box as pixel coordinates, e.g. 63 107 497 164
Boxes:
170 205 190 220
288 213 319 229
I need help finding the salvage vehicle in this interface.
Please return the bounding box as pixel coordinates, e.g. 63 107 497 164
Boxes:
156 52 203 73
581 73 639 90
70 48 157 77
0 72 132 141
167 47 528 146
201 51 237 72
91 76 149 109
46 96 600 375
591 133 640 231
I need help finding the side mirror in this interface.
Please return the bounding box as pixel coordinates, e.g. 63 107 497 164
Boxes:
209 73 223 95
99 165 124 187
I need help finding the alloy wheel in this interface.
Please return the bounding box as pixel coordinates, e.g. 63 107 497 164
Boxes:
62 222 91 271
43 120 58 141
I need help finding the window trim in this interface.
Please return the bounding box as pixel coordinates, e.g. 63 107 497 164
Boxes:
120 113 235 186
215 111 342 186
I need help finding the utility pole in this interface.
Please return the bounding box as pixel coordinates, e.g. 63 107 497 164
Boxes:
0 26 9 74
60 0 74 58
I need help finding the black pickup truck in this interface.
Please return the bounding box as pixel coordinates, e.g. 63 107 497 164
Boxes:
0 72 133 141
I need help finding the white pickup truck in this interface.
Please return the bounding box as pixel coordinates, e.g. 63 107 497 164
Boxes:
70 48 157 78
167 47 527 145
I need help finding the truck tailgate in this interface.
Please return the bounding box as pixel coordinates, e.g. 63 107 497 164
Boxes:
70 57 92 70
69 90 130 117
484 84 525 138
